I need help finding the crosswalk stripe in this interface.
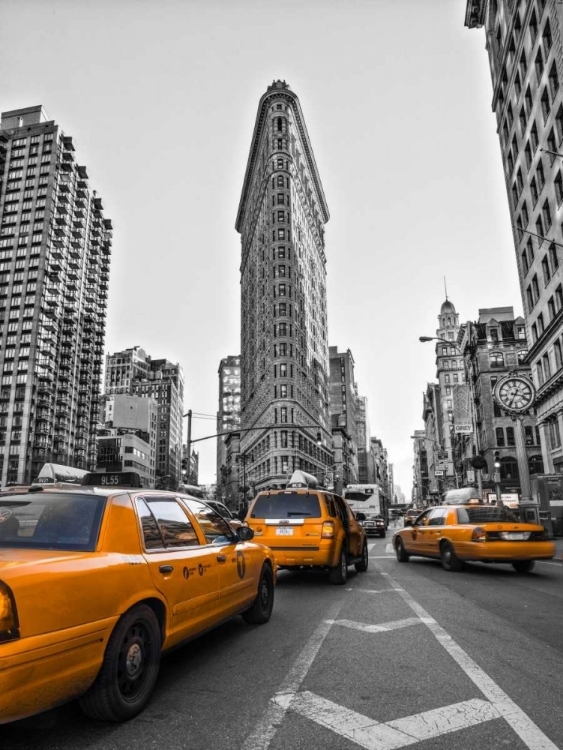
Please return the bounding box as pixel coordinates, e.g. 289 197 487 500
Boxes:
273 691 500 750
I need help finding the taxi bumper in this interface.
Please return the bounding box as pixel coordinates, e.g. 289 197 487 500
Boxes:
454 539 556 562
265 542 338 568
0 617 117 725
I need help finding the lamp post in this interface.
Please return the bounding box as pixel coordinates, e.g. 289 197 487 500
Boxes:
418 335 483 498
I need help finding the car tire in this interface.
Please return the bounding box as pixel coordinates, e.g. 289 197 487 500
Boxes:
328 544 348 584
440 541 464 572
242 564 274 624
355 540 369 572
380 531 386 538
512 560 536 574
79 604 161 722
395 537 409 562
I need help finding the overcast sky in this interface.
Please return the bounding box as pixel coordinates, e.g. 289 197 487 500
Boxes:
1 0 521 496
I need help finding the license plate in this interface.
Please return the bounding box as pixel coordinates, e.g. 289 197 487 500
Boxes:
276 527 293 536
500 532 530 541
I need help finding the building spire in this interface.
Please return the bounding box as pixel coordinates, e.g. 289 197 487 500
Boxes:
444 276 448 301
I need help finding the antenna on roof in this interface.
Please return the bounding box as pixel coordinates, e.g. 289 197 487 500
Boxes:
444 276 448 300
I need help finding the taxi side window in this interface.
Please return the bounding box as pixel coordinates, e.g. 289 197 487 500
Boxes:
456 507 470 524
427 508 447 526
324 495 338 518
184 499 234 545
137 497 199 549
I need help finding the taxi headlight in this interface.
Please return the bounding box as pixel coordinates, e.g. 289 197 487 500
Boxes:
0 580 19 642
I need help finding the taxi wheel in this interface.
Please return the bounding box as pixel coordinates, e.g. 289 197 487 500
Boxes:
395 537 409 563
243 564 274 624
440 541 464 572
355 540 369 572
512 560 535 574
328 544 348 584
79 604 161 722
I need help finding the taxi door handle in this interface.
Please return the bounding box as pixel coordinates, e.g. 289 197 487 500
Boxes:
216 555 227 563
159 565 174 574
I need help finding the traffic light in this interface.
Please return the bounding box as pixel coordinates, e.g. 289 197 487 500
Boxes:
493 450 501 469
316 431 322 446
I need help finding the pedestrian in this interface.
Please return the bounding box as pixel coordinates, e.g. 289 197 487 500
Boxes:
237 502 248 521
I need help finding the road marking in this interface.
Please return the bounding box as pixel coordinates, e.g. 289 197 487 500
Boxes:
385 543 395 554
273 692 501 750
346 587 400 594
327 616 423 634
376 565 559 750
244 598 345 750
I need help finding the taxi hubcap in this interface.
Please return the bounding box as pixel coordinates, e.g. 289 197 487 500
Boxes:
126 643 143 678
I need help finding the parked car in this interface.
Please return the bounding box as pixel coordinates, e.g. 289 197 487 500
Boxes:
393 502 555 573
245 470 368 584
0 472 275 725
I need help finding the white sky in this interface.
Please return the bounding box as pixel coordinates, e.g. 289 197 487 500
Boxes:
0 0 521 496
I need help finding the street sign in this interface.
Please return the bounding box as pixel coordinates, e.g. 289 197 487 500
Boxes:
454 423 473 434
437 451 448 460
435 470 445 477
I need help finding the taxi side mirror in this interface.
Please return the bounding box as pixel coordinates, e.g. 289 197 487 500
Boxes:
237 526 254 542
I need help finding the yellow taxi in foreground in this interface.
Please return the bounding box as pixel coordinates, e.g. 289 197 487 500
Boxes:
245 470 368 584
393 501 555 573
0 472 275 725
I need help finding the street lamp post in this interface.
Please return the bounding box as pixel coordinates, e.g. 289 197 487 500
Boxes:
419 335 483 499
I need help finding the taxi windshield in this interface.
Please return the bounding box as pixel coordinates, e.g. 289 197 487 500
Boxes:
0 493 106 551
251 493 321 519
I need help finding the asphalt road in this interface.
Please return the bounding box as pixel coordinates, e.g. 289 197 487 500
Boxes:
3 529 562 750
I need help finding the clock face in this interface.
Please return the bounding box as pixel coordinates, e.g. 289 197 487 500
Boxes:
496 376 535 412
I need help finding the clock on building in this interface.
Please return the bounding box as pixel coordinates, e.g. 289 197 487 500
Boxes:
493 374 536 414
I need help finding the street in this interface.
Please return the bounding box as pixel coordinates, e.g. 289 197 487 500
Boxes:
3 528 562 750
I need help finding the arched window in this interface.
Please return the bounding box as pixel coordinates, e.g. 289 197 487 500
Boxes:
500 456 519 481
528 455 544 474
490 352 504 368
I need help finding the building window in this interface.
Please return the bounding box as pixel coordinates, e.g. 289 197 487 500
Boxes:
490 352 504 368
541 87 551 123
531 121 539 151
529 9 538 43
542 200 552 231
555 340 563 369
535 48 544 81
549 418 561 449
522 249 529 275
496 427 505 446
543 19 552 53
542 254 551 285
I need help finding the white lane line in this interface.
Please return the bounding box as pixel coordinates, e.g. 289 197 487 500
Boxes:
327 617 423 634
385 543 395 554
346 587 400 594
274 691 500 750
244 598 344 750
376 565 560 750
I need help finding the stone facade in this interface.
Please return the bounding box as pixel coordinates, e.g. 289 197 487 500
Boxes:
235 81 333 490
465 0 563 477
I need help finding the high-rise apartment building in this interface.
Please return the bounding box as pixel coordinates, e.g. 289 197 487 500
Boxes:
465 1 563 473
104 346 184 489
356 395 370 482
0 106 111 485
235 81 333 490
216 356 241 488
329 346 359 483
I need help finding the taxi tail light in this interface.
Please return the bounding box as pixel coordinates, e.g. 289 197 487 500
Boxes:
0 580 19 642
530 530 547 541
321 521 335 539
471 527 486 542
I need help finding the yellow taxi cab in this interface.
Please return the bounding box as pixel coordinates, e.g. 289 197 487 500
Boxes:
392 497 555 573
244 470 368 584
0 471 275 725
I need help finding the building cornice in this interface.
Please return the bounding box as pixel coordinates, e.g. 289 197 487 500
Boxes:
235 82 329 233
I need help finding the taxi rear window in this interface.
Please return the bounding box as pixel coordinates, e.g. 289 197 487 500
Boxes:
250 493 321 519
457 506 519 524
0 493 106 551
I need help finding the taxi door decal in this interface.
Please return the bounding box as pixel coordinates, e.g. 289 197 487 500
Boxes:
236 550 246 579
